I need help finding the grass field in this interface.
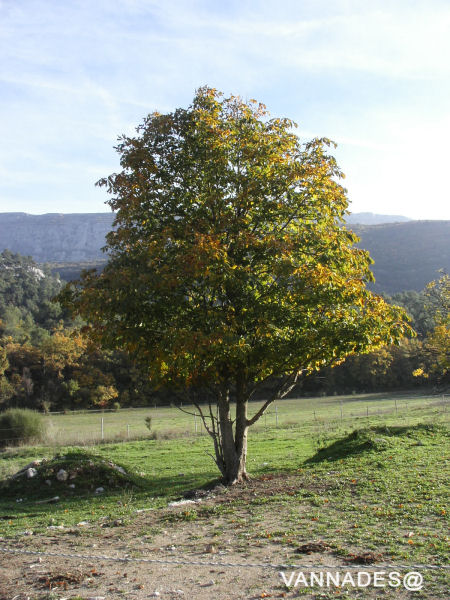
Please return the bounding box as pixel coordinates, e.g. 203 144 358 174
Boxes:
0 392 448 598
29 390 449 445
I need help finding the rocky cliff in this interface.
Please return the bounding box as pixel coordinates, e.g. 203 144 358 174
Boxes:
0 212 115 262
1 212 449 292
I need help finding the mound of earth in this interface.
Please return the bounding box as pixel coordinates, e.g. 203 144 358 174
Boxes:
306 423 447 463
1 450 143 501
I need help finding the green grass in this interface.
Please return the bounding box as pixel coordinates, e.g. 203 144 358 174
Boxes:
0 397 447 536
0 392 448 593
30 390 449 445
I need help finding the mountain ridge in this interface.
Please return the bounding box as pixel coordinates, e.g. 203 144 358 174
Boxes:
0 212 448 293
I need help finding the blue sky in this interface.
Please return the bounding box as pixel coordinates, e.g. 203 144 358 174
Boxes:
1 0 449 219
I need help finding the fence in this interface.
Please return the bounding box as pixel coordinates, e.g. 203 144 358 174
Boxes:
0 393 448 447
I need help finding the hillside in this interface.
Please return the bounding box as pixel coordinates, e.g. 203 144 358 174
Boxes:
350 220 450 293
0 213 449 293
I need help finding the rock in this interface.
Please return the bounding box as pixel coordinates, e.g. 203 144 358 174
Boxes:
20 530 33 536
56 469 68 481
45 479 52 486
26 467 38 478
68 483 75 489
77 521 89 527
200 580 215 587
95 487 105 494
114 465 126 475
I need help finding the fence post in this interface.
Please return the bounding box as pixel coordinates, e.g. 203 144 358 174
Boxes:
275 406 278 427
340 400 343 421
127 424 130 439
194 415 198 434
101 417 104 440
395 398 398 415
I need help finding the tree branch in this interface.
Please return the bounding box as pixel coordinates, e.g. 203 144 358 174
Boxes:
246 371 301 426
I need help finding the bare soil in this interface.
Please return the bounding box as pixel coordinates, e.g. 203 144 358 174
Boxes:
0 474 445 599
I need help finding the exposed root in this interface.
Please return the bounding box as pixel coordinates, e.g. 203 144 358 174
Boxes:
227 471 251 485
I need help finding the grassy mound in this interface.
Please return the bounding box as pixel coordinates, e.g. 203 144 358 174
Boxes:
0 408 46 447
307 423 448 463
0 449 146 500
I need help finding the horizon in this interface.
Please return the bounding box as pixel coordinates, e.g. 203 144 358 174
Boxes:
1 210 450 224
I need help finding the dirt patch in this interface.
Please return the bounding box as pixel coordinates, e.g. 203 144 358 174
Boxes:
0 474 445 599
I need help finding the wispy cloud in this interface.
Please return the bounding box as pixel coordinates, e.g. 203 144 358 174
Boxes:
0 0 449 217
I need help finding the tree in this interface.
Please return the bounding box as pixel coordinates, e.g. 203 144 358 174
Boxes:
61 87 412 483
420 273 449 385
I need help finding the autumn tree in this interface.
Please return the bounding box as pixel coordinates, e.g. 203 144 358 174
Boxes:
61 87 411 483
419 273 450 386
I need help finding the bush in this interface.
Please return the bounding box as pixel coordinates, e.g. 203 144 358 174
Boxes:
0 408 46 447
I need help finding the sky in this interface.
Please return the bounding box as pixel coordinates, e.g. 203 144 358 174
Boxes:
1 0 449 220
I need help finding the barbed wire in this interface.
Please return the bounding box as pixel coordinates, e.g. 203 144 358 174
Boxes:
0 546 448 571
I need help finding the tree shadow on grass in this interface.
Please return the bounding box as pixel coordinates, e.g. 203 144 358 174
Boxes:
305 423 446 464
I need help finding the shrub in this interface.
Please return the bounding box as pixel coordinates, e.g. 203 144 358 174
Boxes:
0 408 47 447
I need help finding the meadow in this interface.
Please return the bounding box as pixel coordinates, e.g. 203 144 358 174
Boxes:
29 390 448 445
0 391 448 598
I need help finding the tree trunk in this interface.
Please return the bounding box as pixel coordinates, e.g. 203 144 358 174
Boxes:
205 372 299 484
216 377 250 484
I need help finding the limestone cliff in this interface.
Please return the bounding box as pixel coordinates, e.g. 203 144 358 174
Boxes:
0 212 115 262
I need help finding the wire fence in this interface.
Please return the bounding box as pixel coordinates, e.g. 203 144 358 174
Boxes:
0 545 449 571
0 394 447 447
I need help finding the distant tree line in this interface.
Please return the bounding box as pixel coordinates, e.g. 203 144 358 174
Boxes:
0 250 447 412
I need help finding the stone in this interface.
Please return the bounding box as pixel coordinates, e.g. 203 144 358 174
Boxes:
26 467 37 478
56 469 68 481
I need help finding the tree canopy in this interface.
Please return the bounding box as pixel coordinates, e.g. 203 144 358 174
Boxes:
61 87 412 482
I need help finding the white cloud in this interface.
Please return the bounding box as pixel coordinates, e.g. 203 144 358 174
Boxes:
0 0 449 218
